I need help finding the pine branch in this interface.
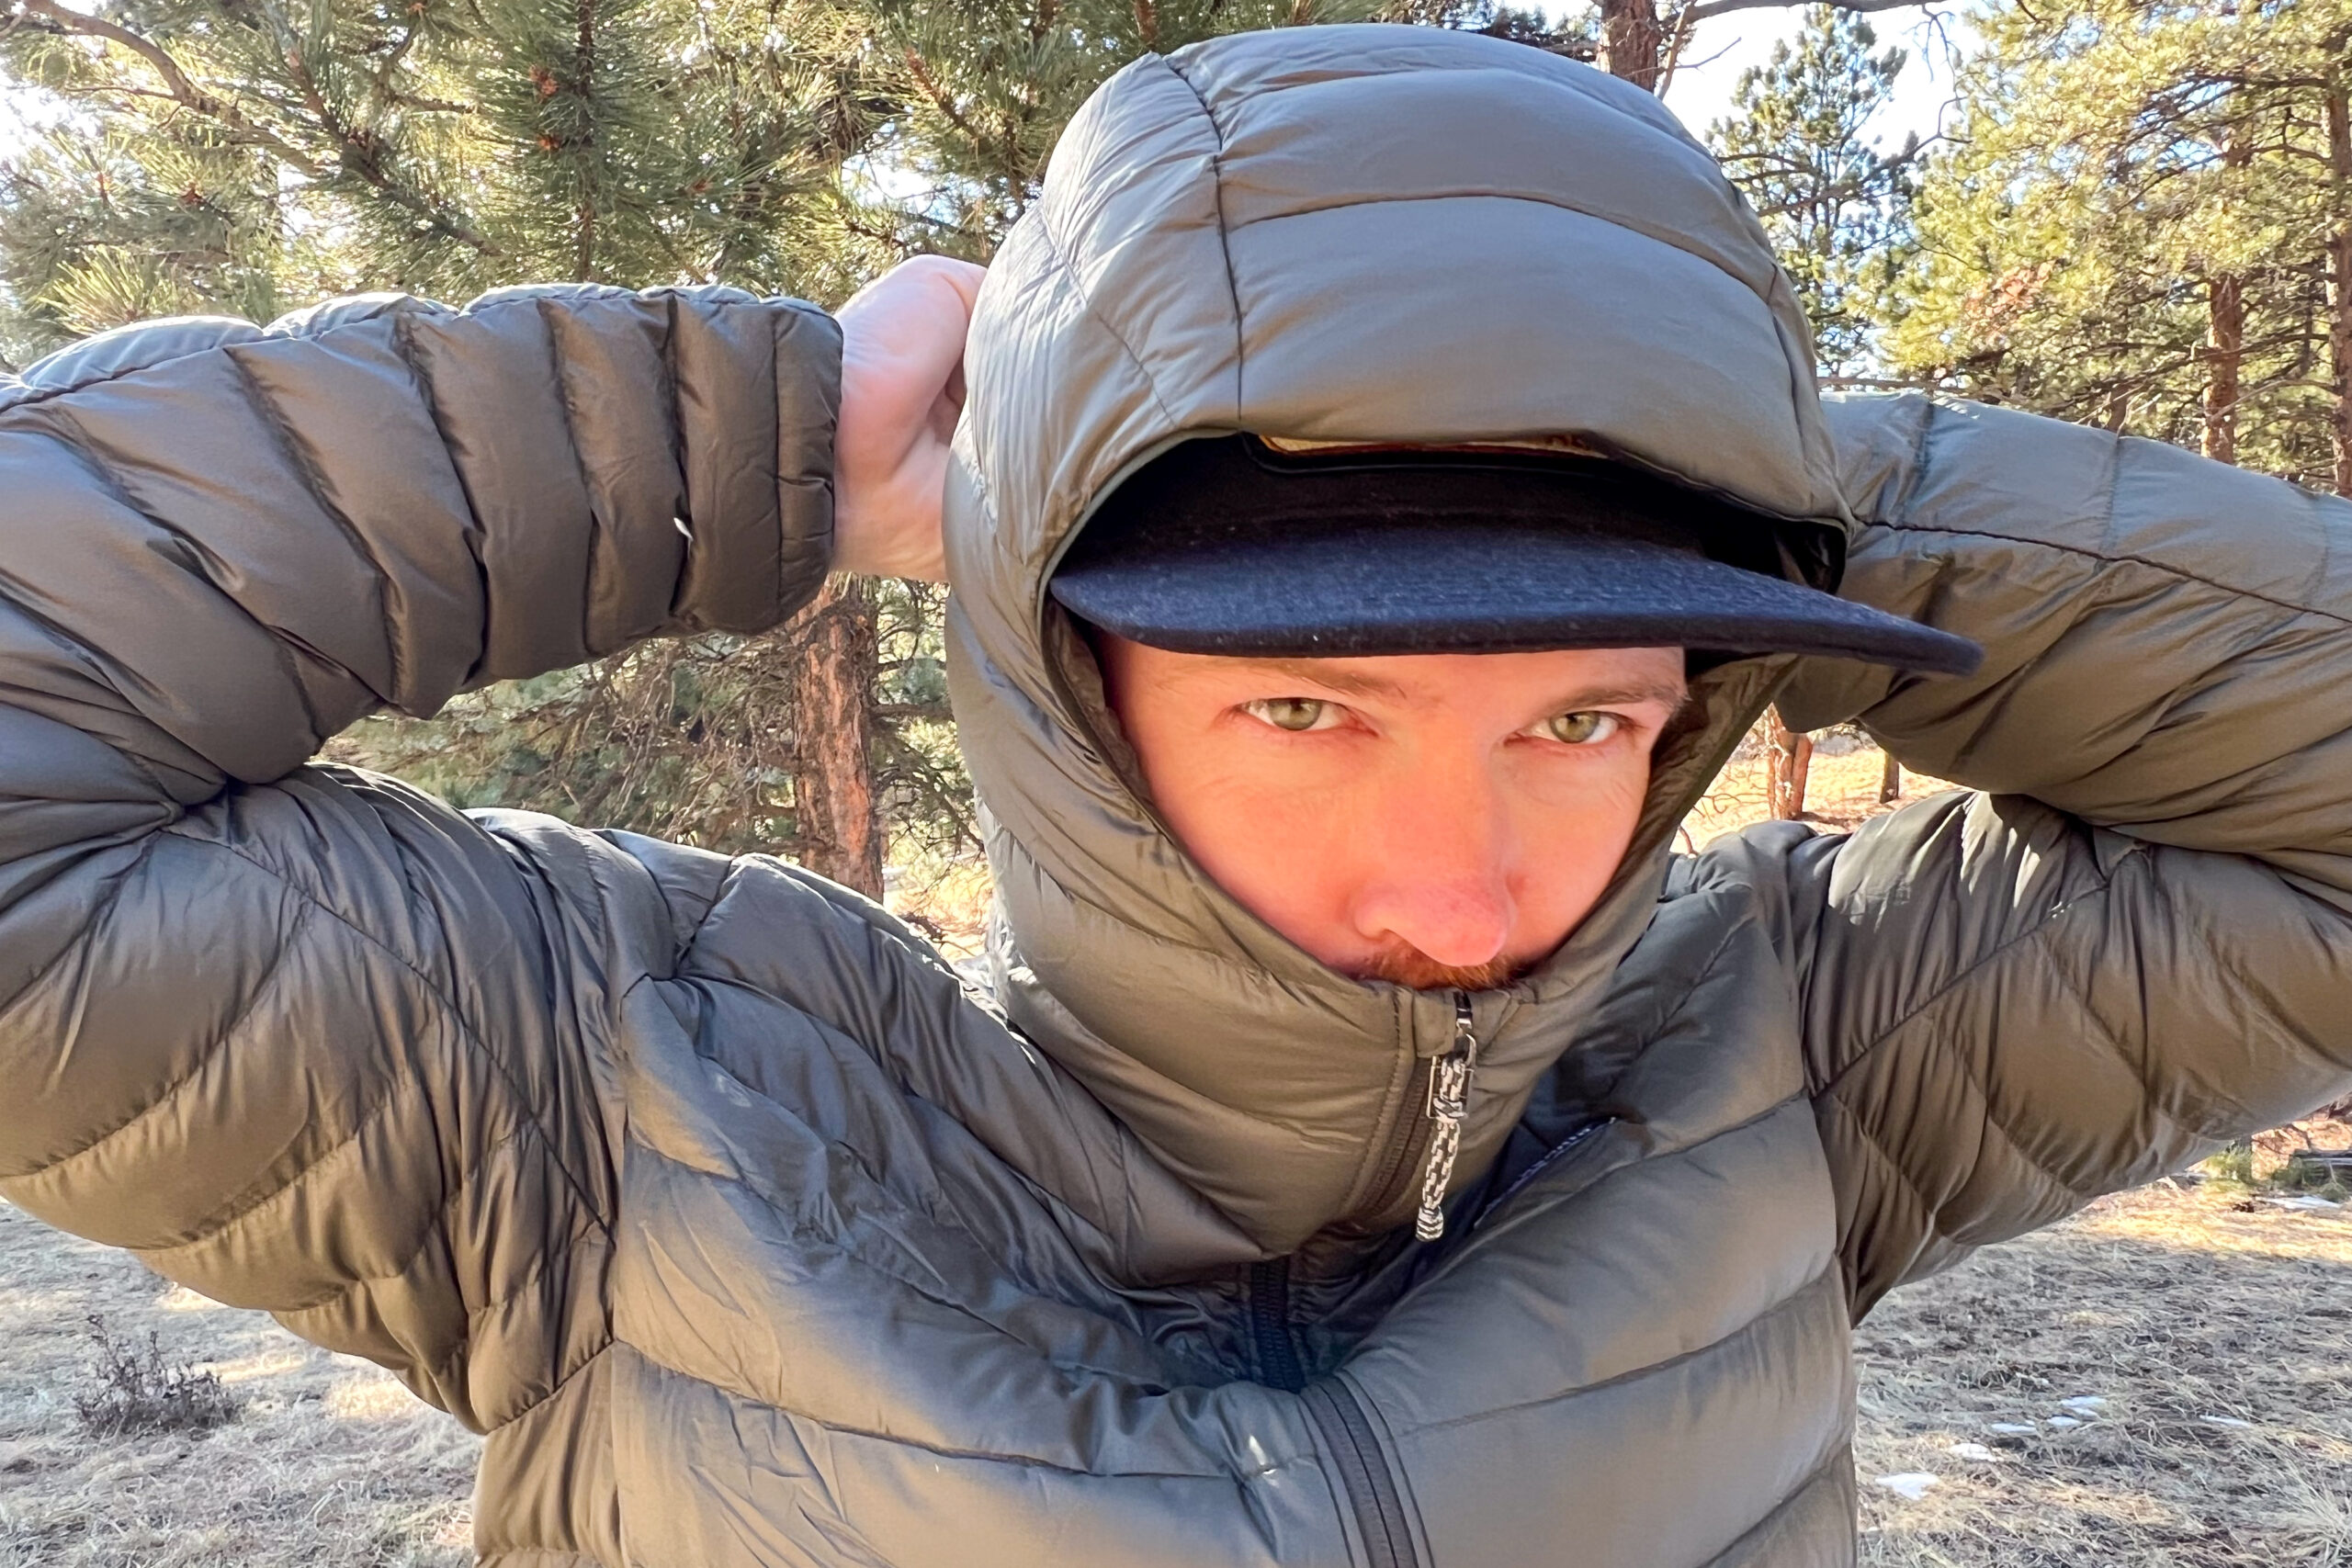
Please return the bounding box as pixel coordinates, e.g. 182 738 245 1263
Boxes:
11 0 329 178
11 0 496 255
279 29 499 255
369 19 469 113
899 49 987 162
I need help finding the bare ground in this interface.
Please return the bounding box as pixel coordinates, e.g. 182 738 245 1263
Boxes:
0 1201 479 1567
1855 1182 2352 1566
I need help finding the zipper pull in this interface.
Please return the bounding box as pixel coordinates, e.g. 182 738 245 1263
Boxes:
1414 993 1482 1242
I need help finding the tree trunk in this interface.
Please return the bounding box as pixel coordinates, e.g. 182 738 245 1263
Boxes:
786 575 885 898
1878 749 1901 805
2202 272 2243 465
572 0 599 282
2327 79 2352 496
1598 0 1666 92
1767 711 1814 820
2203 112 2249 466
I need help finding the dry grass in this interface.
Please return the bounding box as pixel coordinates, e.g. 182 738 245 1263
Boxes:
0 1200 480 1568
1855 1181 2352 1566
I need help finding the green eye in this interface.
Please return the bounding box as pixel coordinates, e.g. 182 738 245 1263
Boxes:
1540 711 1620 745
1245 697 1334 732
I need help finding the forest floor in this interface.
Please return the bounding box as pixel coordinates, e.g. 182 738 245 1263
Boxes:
0 1196 478 1567
7 742 2348 1564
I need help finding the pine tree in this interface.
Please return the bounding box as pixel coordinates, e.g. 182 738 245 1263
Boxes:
1884 0 2350 492
0 0 883 355
0 0 931 896
1702 6 1917 819
1706 6 1917 378
0 0 1454 900
853 0 1396 261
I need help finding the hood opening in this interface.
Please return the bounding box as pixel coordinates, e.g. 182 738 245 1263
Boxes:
1031 444 1812 1004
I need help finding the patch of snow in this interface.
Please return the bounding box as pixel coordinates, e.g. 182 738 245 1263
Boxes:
2060 1396 2107 1413
2264 1195 2342 1211
1872 1473 1940 1501
2046 1416 2082 1430
2199 1415 2255 1429
1987 1423 2038 1436
1945 1441 2001 1462
153 1283 222 1313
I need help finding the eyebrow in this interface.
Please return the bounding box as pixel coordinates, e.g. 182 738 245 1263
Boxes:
1205 660 1690 713
1218 658 1410 701
1551 678 1691 712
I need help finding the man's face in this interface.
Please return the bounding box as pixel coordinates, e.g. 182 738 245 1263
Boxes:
1096 637 1688 989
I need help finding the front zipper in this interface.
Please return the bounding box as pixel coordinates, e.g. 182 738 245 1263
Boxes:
1302 1379 1420 1568
1294 998 1476 1567
1410 992 1482 1242
1248 1257 1306 1392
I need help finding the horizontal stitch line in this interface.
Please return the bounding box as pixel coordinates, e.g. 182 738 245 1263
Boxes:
30 900 311 1176
1393 1263 1842 1439
0 831 160 1024
487 1335 616 1434
138 1061 418 1260
1871 520 2352 630
1219 187 1777 307
1814 827 2120 1099
1697 1447 1851 1568
627 1136 1206 1389
170 828 616 1240
613 1341 1311 1483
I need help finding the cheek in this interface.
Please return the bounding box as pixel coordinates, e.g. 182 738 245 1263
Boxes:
1138 744 1371 953
1509 755 1652 934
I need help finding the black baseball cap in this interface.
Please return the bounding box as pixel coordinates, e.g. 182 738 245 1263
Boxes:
1048 434 1982 675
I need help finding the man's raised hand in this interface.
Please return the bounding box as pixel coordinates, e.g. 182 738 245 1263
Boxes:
832 254 988 582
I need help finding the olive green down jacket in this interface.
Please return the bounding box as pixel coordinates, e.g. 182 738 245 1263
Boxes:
6 24 2352 1568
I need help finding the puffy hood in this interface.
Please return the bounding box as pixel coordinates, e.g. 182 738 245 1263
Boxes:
943 24 1839 1264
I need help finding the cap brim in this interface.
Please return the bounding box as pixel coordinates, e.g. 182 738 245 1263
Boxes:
1051 520 1983 675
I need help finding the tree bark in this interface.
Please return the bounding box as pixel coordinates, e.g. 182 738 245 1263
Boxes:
2202 272 2244 465
1767 711 1814 820
572 0 599 282
2327 78 2352 496
786 575 885 898
2203 111 2249 466
1598 0 1667 91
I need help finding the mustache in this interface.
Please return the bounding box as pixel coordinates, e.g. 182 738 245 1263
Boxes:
1351 939 1526 992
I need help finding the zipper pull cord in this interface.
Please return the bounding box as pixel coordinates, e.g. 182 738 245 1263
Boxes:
1414 993 1481 1242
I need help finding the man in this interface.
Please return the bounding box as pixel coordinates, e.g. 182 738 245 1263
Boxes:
1 22 2346 1568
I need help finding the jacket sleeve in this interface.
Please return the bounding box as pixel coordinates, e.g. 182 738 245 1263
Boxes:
0 284 839 1427
1759 392 2352 1314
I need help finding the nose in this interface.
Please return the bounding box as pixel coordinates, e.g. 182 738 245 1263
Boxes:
1346 767 1517 968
